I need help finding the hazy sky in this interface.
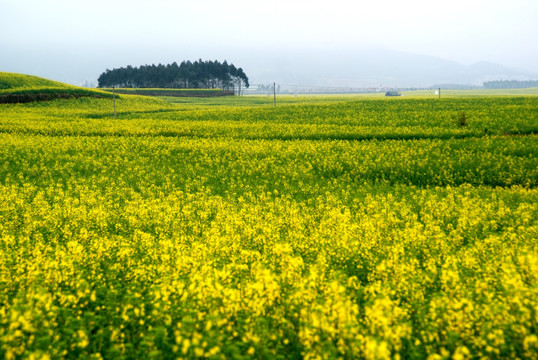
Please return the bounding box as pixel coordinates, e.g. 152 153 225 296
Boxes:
1 0 537 84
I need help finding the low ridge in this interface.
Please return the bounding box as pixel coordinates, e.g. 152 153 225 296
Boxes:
0 72 114 103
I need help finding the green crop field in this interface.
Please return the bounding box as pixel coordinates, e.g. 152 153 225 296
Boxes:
100 88 234 98
0 74 537 359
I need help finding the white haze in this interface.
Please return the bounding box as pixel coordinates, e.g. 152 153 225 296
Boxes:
1 0 537 86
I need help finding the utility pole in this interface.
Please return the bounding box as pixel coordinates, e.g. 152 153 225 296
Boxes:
113 86 117 119
273 82 276 107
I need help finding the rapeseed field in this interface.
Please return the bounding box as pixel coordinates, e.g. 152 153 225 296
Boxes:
0 92 537 359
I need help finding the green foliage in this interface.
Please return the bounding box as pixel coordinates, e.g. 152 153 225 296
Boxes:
98 60 249 89
456 111 468 127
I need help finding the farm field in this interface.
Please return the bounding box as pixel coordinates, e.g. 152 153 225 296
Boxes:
100 88 234 98
0 84 537 359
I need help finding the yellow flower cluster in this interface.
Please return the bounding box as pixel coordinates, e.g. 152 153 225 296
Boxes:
0 94 536 358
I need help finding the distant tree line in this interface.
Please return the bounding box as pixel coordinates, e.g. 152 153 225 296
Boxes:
483 80 538 89
97 60 249 90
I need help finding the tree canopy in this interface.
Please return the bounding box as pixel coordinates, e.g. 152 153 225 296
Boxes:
97 60 249 89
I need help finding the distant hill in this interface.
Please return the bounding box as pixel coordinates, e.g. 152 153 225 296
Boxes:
240 48 538 88
0 72 113 103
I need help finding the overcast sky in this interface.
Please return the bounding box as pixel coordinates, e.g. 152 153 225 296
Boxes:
1 0 537 84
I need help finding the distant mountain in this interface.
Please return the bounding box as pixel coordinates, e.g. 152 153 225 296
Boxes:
239 48 537 88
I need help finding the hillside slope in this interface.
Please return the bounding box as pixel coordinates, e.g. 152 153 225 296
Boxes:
0 72 113 103
0 72 74 90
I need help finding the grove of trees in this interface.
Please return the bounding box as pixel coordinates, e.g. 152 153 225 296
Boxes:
483 80 538 89
97 60 249 90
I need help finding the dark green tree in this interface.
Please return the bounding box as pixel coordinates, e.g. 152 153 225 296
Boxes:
97 60 249 89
